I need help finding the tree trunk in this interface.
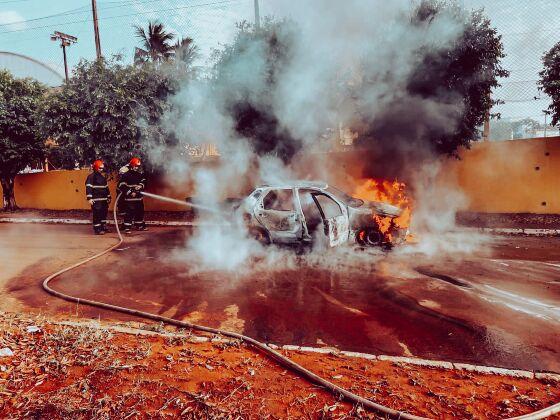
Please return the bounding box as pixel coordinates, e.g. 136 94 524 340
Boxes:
1 176 18 211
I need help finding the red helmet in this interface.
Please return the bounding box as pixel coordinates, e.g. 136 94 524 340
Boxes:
129 157 141 167
92 159 104 171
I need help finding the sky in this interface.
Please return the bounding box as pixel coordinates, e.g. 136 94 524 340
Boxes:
0 0 257 79
0 0 559 125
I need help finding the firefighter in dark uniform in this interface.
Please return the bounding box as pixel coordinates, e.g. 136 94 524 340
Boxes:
85 159 111 235
118 157 148 233
115 162 131 219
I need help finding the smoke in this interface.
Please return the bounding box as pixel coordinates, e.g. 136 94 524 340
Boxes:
397 162 490 257
144 0 490 270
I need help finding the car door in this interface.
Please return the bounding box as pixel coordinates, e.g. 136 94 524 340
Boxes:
255 189 303 243
312 193 350 247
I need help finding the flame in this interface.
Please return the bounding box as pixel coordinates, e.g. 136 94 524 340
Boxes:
353 179 413 242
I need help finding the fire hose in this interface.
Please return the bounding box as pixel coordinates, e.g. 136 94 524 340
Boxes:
41 192 560 419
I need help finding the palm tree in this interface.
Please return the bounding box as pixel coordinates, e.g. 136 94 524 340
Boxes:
134 21 175 63
173 37 198 66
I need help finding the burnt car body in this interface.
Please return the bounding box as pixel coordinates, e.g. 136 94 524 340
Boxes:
236 181 406 248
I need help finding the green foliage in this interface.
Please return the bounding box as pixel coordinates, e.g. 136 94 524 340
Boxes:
539 42 560 126
358 0 508 157
173 37 199 68
0 70 46 179
134 21 176 63
39 57 178 172
212 3 507 164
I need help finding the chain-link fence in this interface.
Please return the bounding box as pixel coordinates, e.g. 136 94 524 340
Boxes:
466 0 560 140
1 0 559 140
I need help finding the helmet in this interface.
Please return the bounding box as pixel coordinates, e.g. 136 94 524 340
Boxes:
92 159 104 171
129 157 141 167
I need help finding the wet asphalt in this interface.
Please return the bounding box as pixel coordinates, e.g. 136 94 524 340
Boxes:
6 225 560 372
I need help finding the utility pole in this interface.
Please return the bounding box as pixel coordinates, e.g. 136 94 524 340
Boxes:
254 0 261 29
91 0 102 59
482 92 491 141
482 110 490 141
50 31 78 82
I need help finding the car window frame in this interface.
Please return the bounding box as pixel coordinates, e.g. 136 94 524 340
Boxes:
262 188 296 212
311 192 344 220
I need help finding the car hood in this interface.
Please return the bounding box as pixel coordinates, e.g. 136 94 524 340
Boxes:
353 200 402 218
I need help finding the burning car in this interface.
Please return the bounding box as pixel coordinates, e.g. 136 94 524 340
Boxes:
235 181 407 248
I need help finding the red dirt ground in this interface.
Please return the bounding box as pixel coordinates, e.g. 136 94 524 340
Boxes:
1 312 559 419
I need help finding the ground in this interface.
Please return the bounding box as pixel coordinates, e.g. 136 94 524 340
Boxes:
3 223 559 371
1 222 560 417
1 312 558 419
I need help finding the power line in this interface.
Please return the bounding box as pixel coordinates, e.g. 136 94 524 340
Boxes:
0 4 213 46
0 0 182 27
0 0 245 35
0 0 35 4
0 6 89 27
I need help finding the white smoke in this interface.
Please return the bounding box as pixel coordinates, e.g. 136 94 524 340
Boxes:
399 162 490 257
268 0 466 146
145 0 486 271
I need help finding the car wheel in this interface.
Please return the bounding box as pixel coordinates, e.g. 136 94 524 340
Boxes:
357 228 383 247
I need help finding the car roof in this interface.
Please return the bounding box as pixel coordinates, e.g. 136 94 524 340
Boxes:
257 181 328 190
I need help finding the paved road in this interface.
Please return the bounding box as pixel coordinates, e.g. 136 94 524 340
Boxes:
3 223 560 371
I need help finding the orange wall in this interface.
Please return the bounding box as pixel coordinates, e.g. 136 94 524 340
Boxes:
2 137 560 213
443 136 560 214
1 169 194 211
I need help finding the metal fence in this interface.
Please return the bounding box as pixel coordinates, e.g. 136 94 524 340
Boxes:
466 0 560 140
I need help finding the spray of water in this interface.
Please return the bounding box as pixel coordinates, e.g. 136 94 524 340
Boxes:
141 191 225 215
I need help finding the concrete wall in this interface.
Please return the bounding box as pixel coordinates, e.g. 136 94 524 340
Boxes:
307 137 560 214
2 136 559 213
444 136 560 214
1 169 195 211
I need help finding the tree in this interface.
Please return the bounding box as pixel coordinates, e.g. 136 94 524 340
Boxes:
0 70 46 210
134 21 175 63
39 57 178 172
210 2 506 170
354 0 508 162
539 42 560 126
173 37 198 66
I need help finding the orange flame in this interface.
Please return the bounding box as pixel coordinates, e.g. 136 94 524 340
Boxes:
353 179 413 242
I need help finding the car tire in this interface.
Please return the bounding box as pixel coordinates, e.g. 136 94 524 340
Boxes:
357 227 384 247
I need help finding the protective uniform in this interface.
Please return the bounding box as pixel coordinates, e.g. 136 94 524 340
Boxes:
85 160 111 235
118 158 147 232
115 164 130 217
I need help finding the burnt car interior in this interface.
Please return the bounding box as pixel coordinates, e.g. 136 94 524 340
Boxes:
298 189 344 237
259 189 301 236
262 189 294 212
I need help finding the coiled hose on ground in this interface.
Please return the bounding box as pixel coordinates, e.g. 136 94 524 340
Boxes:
41 193 560 419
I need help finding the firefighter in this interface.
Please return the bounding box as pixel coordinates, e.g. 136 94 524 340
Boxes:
115 162 130 219
85 159 111 235
118 157 148 233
